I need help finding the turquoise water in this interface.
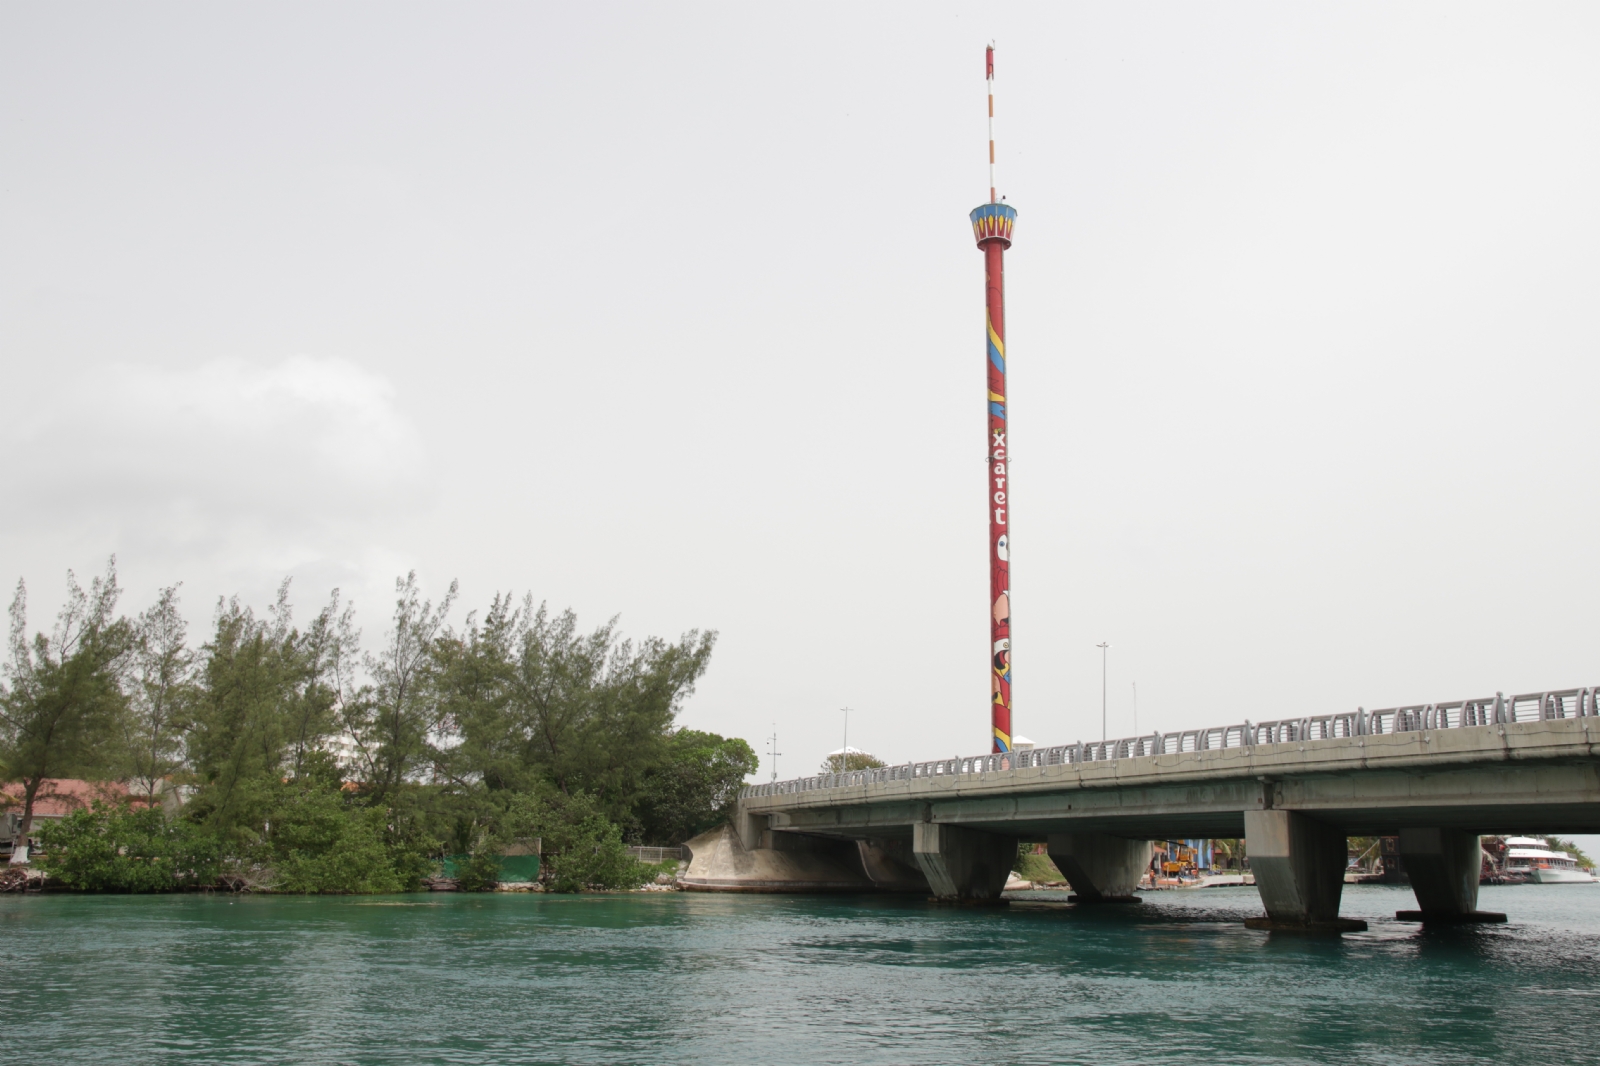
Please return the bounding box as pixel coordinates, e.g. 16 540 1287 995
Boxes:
4 884 1599 1065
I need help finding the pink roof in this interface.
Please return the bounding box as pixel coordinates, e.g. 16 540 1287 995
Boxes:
0 779 151 817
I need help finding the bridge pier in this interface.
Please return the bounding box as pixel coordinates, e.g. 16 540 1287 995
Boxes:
735 807 765 852
1243 810 1367 932
1395 828 1506 924
913 823 1014 902
1047 833 1148 903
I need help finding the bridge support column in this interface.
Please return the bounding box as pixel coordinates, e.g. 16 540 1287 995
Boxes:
735 808 766 853
913 823 1013 902
1047 833 1148 903
1243 810 1366 932
1395 829 1506 924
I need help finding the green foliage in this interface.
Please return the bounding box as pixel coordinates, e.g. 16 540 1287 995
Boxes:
820 750 887 773
345 573 455 800
378 786 452 891
6 561 744 896
184 583 351 841
1540 835 1595 868
1013 842 1063 883
454 851 502 892
434 598 716 824
121 585 195 802
260 783 401 894
1 561 134 837
479 788 652 892
636 729 759 844
543 810 650 893
1209 838 1247 869
35 802 219 892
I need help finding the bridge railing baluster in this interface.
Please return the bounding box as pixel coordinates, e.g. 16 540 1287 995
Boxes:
740 681 1600 797
1507 693 1529 723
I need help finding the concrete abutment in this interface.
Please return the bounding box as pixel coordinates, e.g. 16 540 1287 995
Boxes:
682 822 933 893
857 838 932 893
680 825 877 892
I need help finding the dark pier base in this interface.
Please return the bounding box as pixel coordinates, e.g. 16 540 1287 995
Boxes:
1244 916 1368 933
1067 894 1141 904
1394 910 1507 924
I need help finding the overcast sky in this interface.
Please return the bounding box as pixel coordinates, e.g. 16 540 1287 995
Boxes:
4 4 1598 790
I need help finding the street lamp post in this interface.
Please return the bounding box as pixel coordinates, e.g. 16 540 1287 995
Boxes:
840 706 851 774
1097 643 1110 742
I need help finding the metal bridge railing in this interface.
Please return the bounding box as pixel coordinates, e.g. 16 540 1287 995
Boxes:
625 846 688 864
740 686 1599 800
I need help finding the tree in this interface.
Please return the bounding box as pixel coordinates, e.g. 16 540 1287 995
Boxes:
540 805 651 893
261 781 401 894
1539 835 1595 868
821 750 887 773
122 585 195 802
343 572 455 799
34 801 218 891
0 560 133 847
636 729 758 844
438 599 715 823
430 592 519 792
1 564 743 895
488 788 654 893
184 581 344 837
284 588 359 781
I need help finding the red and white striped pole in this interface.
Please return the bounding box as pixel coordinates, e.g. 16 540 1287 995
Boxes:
988 44 997 204
970 44 1017 753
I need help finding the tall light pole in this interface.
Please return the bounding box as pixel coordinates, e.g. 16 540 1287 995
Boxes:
1097 642 1110 742
840 706 851 773
767 727 782 783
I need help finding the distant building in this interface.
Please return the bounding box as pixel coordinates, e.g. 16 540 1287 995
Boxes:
320 730 366 773
2 779 158 857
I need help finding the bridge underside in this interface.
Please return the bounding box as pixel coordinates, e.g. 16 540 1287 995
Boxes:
688 719 1600 930
763 763 1600 842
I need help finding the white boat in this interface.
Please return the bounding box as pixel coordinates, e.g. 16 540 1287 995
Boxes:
1503 836 1597 884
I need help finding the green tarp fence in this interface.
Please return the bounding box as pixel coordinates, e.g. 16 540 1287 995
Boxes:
439 854 541 882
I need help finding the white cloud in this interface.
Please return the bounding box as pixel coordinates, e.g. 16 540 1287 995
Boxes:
2 356 430 597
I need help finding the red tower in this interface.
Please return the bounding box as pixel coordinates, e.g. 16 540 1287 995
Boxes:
971 46 1017 754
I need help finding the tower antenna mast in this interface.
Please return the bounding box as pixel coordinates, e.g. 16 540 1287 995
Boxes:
970 44 1018 753
987 42 997 204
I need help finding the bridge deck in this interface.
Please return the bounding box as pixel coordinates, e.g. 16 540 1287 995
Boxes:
742 717 1600 840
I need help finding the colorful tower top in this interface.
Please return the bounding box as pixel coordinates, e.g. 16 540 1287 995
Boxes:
972 44 1016 754
970 203 1017 247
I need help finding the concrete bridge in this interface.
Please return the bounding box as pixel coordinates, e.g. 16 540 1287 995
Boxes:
683 687 1600 931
